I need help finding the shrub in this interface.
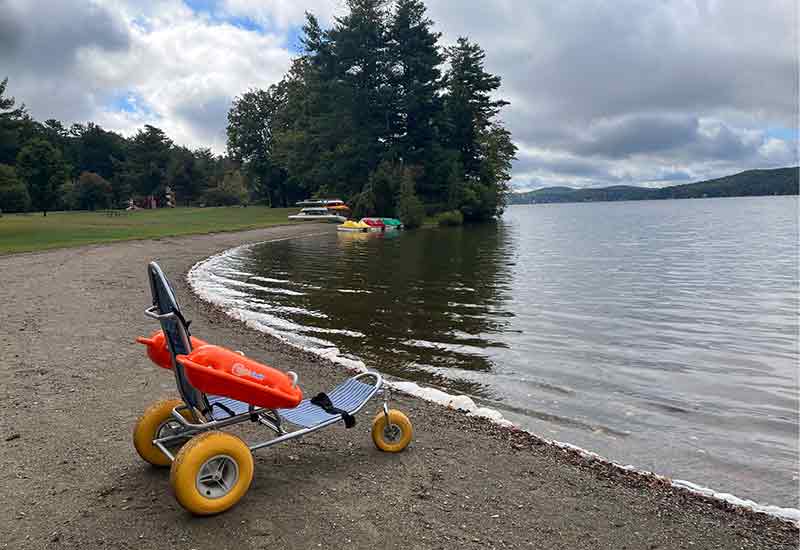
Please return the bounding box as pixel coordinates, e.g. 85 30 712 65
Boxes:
436 209 464 226
0 163 30 212
204 170 249 206
423 202 447 217
396 170 425 228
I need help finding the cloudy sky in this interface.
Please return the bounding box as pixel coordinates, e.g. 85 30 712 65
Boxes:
0 0 796 189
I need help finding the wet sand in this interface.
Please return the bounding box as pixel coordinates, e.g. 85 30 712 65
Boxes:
0 224 796 549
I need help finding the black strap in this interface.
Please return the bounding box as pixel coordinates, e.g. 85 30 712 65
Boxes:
310 393 356 428
209 401 236 418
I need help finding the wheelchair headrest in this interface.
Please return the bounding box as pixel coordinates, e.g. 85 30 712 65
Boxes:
148 262 180 313
147 261 192 355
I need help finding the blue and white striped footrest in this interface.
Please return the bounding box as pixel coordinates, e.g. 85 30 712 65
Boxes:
207 377 377 428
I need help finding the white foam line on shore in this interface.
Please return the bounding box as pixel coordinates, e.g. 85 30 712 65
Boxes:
187 240 800 526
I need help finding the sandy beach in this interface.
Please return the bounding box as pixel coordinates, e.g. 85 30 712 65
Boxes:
1 224 796 550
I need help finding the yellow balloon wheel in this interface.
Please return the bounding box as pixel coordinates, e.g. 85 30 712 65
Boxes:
170 431 254 515
371 409 413 452
133 398 193 467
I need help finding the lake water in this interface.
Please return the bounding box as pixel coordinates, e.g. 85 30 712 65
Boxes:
192 197 798 508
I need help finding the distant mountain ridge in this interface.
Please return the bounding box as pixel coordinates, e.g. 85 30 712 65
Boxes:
509 167 798 205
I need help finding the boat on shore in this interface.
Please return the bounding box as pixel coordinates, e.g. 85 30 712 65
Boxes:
380 218 404 231
337 220 371 232
326 204 351 214
337 217 405 233
288 207 347 223
359 218 385 232
361 218 405 232
296 198 346 207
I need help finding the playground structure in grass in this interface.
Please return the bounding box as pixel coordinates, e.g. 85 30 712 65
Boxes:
133 262 413 515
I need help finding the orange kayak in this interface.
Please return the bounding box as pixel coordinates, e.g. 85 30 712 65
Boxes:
177 345 303 410
136 330 208 370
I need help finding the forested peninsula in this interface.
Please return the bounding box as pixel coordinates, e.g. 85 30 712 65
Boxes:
0 0 515 227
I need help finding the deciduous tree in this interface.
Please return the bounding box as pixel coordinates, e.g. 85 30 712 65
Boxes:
16 139 67 215
227 88 288 205
0 163 29 212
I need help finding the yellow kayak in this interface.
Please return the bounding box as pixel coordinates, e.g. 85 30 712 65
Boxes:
337 220 370 233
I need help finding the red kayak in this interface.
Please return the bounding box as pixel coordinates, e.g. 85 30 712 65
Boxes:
360 217 386 231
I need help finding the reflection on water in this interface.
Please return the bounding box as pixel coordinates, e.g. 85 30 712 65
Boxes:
221 221 516 397
197 196 798 507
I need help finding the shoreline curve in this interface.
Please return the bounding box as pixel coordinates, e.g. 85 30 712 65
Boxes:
187 236 800 526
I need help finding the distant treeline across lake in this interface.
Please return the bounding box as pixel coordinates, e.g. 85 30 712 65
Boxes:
510 167 798 204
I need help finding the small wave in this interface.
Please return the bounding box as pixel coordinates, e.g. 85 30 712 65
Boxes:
249 275 291 284
216 268 253 277
250 275 323 291
207 273 305 295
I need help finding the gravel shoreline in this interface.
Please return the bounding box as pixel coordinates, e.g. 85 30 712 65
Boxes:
1 224 796 550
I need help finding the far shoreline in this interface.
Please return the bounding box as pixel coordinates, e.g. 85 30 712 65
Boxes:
509 192 798 207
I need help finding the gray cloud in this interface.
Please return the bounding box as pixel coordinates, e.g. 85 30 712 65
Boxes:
0 0 130 120
0 1 129 70
573 114 700 158
427 0 797 187
0 0 795 188
692 123 757 161
173 95 233 147
513 153 613 180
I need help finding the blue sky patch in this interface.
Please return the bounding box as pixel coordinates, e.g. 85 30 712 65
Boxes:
109 92 138 113
182 0 304 51
107 91 156 117
285 25 304 53
226 15 263 32
184 0 217 13
183 0 262 31
765 127 797 142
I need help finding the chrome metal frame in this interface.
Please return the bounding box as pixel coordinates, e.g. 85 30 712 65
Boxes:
152 372 384 460
146 301 386 462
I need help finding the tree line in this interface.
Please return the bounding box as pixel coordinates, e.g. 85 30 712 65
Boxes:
509 167 799 205
0 0 516 226
0 77 251 216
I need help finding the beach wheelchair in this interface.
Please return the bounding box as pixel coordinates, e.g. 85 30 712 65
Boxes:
132 262 412 515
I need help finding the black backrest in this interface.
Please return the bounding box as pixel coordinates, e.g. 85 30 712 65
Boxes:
147 261 205 411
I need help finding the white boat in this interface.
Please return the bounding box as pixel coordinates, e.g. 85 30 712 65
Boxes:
288 207 347 223
296 198 346 207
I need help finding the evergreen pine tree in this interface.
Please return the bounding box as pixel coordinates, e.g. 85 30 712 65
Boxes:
444 38 508 180
387 0 443 167
0 78 27 165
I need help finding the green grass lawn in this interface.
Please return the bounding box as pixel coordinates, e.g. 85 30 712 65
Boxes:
0 207 300 255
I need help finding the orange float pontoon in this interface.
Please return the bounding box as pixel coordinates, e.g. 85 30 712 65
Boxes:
176 345 303 410
136 330 208 370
